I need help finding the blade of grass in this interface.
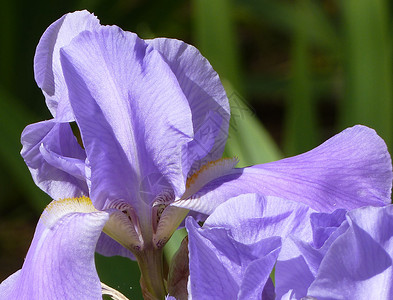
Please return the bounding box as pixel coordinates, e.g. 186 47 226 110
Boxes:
284 0 318 156
193 0 242 91
339 0 392 149
223 81 282 166
240 0 340 53
163 228 187 265
193 0 282 166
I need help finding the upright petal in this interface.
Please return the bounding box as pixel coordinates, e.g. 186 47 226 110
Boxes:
175 125 392 214
0 197 109 299
60 26 193 212
21 120 87 200
147 38 230 176
34 10 100 120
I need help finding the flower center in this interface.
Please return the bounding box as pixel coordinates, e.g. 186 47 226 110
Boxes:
103 199 144 252
152 157 239 247
103 157 238 252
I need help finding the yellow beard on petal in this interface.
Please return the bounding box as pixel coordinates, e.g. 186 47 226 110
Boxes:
41 196 98 228
183 157 239 200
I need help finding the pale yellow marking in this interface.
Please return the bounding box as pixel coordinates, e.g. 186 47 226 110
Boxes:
41 196 98 228
183 157 239 199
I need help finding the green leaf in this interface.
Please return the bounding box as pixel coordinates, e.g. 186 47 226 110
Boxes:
283 0 319 156
193 0 242 90
193 0 282 165
239 0 340 53
95 253 142 299
339 0 392 149
164 228 187 265
223 82 282 166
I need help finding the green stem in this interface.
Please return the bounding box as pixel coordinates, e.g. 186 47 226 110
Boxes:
135 246 166 300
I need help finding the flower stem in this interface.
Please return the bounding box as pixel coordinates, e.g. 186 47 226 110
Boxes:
135 246 166 300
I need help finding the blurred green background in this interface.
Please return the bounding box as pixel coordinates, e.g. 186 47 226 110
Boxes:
1 0 392 298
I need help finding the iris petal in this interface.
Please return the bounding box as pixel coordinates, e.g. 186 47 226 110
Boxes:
21 120 87 199
307 205 393 299
147 38 230 176
60 26 194 211
176 125 392 214
187 194 314 299
276 206 393 299
34 10 100 121
0 197 109 299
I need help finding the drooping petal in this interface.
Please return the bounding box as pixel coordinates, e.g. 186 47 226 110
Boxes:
21 120 87 199
0 271 21 298
306 205 393 299
0 197 109 300
60 26 194 212
147 38 230 176
186 194 315 299
203 195 314 241
34 10 100 120
175 125 392 214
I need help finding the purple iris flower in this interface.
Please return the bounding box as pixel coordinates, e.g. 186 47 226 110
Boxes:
186 194 315 299
276 205 393 299
187 197 393 299
1 10 392 300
